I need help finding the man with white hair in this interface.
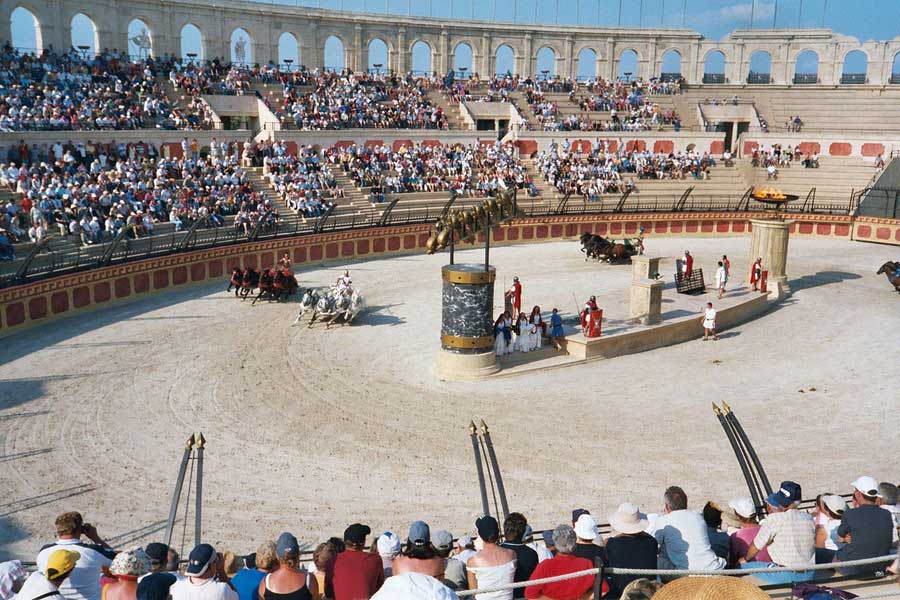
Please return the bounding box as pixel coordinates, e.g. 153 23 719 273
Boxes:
524 525 602 599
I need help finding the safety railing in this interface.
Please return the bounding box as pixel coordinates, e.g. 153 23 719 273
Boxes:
1 195 858 289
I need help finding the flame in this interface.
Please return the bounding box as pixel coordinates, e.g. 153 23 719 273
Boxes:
752 187 787 200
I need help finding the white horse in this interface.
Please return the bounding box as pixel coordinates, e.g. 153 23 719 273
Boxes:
344 289 366 325
292 289 319 326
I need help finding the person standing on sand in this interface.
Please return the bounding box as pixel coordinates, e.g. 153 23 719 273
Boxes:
715 261 727 299
701 302 718 341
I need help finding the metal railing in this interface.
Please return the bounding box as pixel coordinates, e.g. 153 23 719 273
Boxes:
747 72 771 84
702 73 726 84
841 73 867 85
2 195 858 289
793 73 819 84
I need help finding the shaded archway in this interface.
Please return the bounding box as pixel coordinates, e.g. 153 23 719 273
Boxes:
794 50 819 84
230 28 252 65
841 50 867 84
70 13 98 56
127 19 152 60
367 38 388 74
617 49 638 80
748 50 771 83
453 42 472 77
577 48 596 80
892 52 900 84
324 35 345 71
703 50 726 84
495 44 514 76
10 7 41 52
180 23 203 61
536 46 556 78
278 32 299 70
660 49 681 80
411 40 432 75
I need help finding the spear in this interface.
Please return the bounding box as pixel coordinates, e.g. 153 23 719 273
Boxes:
470 421 490 517
164 434 195 549
713 403 762 512
481 420 509 521
723 402 773 495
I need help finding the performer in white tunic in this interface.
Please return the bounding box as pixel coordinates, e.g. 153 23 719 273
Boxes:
515 314 531 352
528 305 544 349
493 313 511 356
527 321 539 351
701 301 718 341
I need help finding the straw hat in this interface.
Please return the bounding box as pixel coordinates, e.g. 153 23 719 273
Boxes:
652 576 770 600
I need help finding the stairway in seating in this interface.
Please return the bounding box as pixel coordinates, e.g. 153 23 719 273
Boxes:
425 89 472 130
245 168 301 229
743 157 877 205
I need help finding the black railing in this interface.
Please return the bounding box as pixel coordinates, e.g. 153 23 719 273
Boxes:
2 196 858 289
840 73 867 85
793 73 819 84
891 73 900 85
747 72 771 84
702 73 726 84
660 72 682 83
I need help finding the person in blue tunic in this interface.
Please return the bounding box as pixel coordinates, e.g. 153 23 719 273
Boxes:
549 307 565 351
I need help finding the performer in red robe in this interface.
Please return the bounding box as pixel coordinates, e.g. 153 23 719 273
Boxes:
581 295 601 337
683 250 694 279
505 276 522 318
750 257 763 291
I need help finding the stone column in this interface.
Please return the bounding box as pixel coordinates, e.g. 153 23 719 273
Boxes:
353 25 363 73
632 256 661 281
521 33 533 77
749 218 792 297
396 28 407 73
434 264 500 379
439 29 449 73
630 280 663 325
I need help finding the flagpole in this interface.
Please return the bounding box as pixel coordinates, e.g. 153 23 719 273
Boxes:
750 0 755 28
773 0 778 27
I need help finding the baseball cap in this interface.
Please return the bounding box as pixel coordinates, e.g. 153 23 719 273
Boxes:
728 498 756 520
475 516 499 541
408 521 431 547
766 481 801 508
276 532 298 558
851 476 882 498
376 532 401 557
343 523 371 546
574 514 599 540
542 530 555 546
823 494 848 516
458 535 474 549
433 530 453 552
185 543 215 576
144 543 169 565
45 549 80 579
571 508 590 523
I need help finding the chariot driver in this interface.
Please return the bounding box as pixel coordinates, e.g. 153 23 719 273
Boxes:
335 270 353 294
278 252 292 271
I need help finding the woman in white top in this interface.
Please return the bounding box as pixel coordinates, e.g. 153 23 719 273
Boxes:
814 494 846 563
467 516 516 600
514 314 530 352
701 302 718 341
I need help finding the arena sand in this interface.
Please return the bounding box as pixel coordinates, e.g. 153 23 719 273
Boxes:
1 236 898 559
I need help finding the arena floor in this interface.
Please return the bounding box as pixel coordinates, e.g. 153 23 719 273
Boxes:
1 236 899 560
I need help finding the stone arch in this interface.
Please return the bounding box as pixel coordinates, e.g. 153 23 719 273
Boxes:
278 31 300 70
495 44 515 76
367 37 389 73
179 22 204 61
576 47 597 80
892 51 900 83
10 6 41 52
660 48 682 78
841 49 868 84
127 18 152 60
70 12 98 55
230 27 252 65
793 49 819 84
536 46 556 78
748 49 772 83
410 40 432 75
703 49 726 83
453 41 473 77
324 34 345 71
617 48 639 80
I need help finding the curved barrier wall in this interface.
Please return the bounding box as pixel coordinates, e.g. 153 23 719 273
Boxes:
2 213 898 336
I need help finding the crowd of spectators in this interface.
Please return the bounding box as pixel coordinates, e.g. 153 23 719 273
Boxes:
0 44 215 132
535 139 717 200
5 478 897 600
263 141 342 218
0 138 277 246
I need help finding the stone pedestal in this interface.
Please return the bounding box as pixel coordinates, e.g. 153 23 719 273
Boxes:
632 256 661 281
749 218 792 297
630 280 664 325
434 263 499 380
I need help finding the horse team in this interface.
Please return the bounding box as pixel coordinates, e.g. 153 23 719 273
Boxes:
227 266 299 305
579 232 643 263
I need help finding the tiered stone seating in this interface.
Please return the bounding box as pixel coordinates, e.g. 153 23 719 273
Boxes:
745 156 877 204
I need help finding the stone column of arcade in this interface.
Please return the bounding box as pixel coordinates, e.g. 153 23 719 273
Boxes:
749 218 792 297
434 264 500 380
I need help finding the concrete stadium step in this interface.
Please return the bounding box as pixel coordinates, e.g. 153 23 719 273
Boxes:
246 167 302 226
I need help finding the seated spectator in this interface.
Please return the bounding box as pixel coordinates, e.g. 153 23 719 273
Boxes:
500 513 538 598
737 480 815 584
618 579 661 600
454 536 477 565
724 498 770 567
0 560 27 600
766 163 778 180
466 516 516 599
604 503 657 598
814 494 846 564
524 524 601 600
650 486 726 571
18 550 81 600
703 502 730 561
330 524 383 600
376 532 401 578
37 512 116 600
231 542 275 600
393 521 444 578
170 544 237 600
103 548 151 600
433 531 466 591
256 533 316 600
572 514 605 565
651 576 768 600
370 572 459 600
136 573 176 600
835 476 894 576
0 229 14 260
310 543 335 600
877 482 900 544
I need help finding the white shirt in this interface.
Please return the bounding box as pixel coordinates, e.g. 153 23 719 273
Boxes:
715 267 726 286
371 572 459 600
170 578 238 600
650 509 726 571
36 540 115 600
704 308 717 325
16 572 60 600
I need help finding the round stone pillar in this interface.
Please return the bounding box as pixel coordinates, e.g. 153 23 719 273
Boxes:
749 218 792 297
434 264 499 379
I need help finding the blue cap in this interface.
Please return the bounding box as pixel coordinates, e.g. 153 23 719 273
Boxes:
408 520 430 547
766 481 801 508
185 543 215 576
276 532 298 559
542 530 555 546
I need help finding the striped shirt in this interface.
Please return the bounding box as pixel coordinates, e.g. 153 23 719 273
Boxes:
753 509 816 568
